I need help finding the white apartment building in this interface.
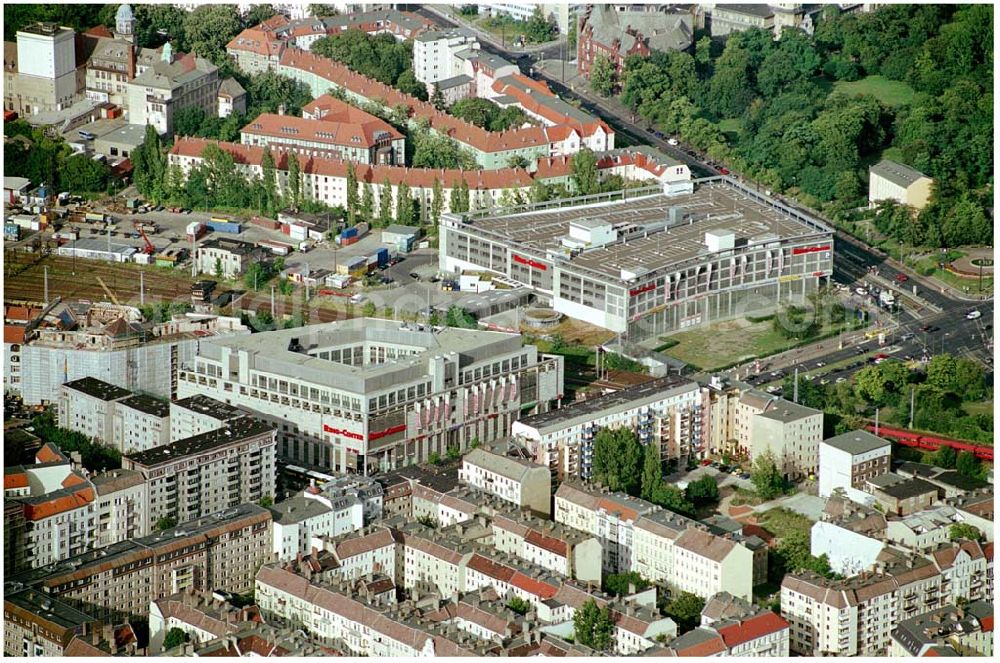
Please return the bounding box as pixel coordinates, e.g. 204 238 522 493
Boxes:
411 484 479 528
818 430 891 498
514 376 706 481
255 565 478 656
886 505 994 553
810 518 889 577
113 394 170 453
90 468 149 548
554 481 658 574
750 399 824 480
323 527 399 582
126 43 220 135
57 377 132 445
459 447 552 516
176 319 564 473
122 417 277 530
270 492 345 561
672 527 754 601
412 28 479 88
401 529 469 598
781 556 953 657
169 394 246 442
491 512 602 583
631 509 697 587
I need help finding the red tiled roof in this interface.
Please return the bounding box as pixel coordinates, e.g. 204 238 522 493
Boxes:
467 553 515 583
4 470 28 490
242 111 402 148
4 325 26 344
980 615 993 633
5 304 40 321
36 442 67 464
24 486 95 521
984 542 993 562
170 138 534 190
511 571 558 599
596 497 639 522
672 631 727 656
717 611 789 648
525 528 568 557
227 28 285 57
61 472 87 488
276 48 610 154
84 25 113 38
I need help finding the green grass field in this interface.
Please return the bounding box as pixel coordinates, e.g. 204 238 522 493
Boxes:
833 75 916 107
717 118 744 136
962 401 994 418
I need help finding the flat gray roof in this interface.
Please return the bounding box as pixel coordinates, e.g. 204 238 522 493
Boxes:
756 399 821 423
518 375 698 434
822 430 890 456
870 159 929 188
462 180 831 281
200 318 523 394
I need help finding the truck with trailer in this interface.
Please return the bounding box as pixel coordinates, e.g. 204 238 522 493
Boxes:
206 217 242 234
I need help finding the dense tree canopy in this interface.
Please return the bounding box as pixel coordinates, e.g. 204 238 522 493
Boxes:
312 30 427 101
449 98 528 131
592 427 643 495
617 5 992 241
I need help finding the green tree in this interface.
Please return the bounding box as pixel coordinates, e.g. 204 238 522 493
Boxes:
571 148 599 195
61 154 111 193
651 483 696 517
261 147 277 213
133 124 167 201
428 451 442 466
429 178 444 225
592 427 643 495
590 54 616 96
173 106 206 137
685 475 720 506
243 4 278 28
955 451 983 479
346 162 358 225
604 572 650 597
286 152 301 208
378 178 394 227
853 362 910 406
362 301 377 317
573 599 614 651
640 442 663 502
246 71 314 117
156 516 178 531
214 257 224 279
949 523 982 542
524 5 556 43
184 4 244 65
431 84 446 110
933 445 957 469
664 592 705 633
445 305 477 329
162 627 189 651
257 495 273 507
396 182 414 225
360 183 375 221
507 596 531 615
751 450 785 499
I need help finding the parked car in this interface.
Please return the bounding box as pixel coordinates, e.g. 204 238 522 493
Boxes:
966 310 982 320
895 273 909 282
667 137 679 146
409 272 420 280
719 167 730 175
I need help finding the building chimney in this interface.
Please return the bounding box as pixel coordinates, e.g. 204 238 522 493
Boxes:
278 103 286 116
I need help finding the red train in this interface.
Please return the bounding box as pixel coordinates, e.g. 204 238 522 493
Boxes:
866 424 994 462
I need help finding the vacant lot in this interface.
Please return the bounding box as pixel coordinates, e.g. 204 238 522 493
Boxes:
833 75 916 107
662 317 842 371
757 507 814 542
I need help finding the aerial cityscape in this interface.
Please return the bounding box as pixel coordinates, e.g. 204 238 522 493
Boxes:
2 1 994 658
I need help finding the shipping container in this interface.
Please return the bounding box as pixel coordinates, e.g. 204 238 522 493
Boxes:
355 222 370 237
186 221 206 242
341 227 358 239
288 223 308 241
250 215 280 230
366 253 379 266
257 240 292 256
85 212 105 222
4 223 20 241
375 247 390 266
205 219 242 234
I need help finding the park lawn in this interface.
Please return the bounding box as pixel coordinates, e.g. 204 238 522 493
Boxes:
757 507 814 542
913 255 994 297
833 75 916 108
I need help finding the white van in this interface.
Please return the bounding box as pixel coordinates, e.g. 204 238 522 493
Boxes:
350 294 367 305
